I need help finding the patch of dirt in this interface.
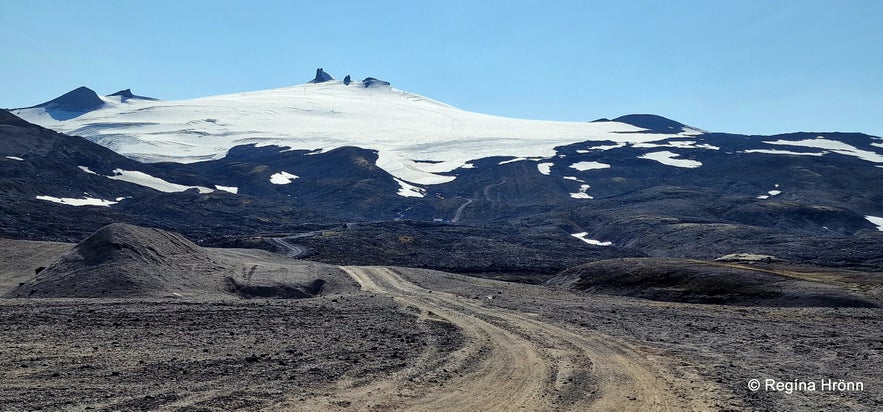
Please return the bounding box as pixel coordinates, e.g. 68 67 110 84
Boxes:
0 295 462 411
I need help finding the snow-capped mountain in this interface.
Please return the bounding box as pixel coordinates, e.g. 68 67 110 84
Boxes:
12 68 705 185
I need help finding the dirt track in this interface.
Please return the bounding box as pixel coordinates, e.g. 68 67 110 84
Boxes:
294 266 721 411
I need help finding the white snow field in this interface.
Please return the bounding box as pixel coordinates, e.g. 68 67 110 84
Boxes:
765 137 883 163
36 195 118 207
866 215 883 231
570 161 611 171
13 79 698 185
638 151 702 168
107 169 214 193
269 171 299 185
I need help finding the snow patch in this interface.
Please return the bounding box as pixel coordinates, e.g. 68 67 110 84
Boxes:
865 215 883 231
638 151 702 168
5 156 24 161
765 137 883 163
215 185 238 194
78 166 98 174
537 162 554 175
633 140 719 150
742 149 826 157
563 176 585 182
768 190 782 196
460 163 475 169
269 171 299 185
499 157 526 165
570 161 611 171
569 184 593 199
756 195 769 200
36 195 117 207
109 169 214 193
583 142 627 151
394 178 426 198
571 232 612 246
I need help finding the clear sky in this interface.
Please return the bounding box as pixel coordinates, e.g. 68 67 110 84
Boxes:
1 0 881 136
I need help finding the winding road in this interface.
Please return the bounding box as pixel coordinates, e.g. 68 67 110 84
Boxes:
450 179 507 223
265 233 315 258
293 266 708 411
451 198 473 223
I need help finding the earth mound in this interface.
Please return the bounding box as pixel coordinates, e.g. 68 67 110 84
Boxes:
8 223 226 298
546 258 879 307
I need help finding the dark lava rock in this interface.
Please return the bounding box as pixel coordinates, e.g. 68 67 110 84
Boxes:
106 89 158 101
547 257 879 307
107 89 135 99
362 77 390 88
309 68 335 83
612 114 695 133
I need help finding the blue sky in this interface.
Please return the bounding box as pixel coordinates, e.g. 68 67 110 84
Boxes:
1 0 881 136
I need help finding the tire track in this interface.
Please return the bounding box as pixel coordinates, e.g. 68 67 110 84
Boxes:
290 266 710 411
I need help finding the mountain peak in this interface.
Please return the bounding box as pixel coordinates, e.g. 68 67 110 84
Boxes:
31 86 104 112
106 89 157 102
309 68 335 83
613 114 700 134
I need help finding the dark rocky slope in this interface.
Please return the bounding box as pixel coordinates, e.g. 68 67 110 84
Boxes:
547 257 881 307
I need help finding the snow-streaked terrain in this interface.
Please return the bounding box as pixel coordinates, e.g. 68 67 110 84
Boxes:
13 79 699 185
36 195 118 207
765 137 883 163
569 184 593 199
76 166 216 193
633 141 719 150
215 185 238 194
571 232 612 246
741 149 826 157
108 169 214 193
393 178 426 198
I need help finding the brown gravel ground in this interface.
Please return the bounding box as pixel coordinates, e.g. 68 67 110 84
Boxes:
0 295 462 411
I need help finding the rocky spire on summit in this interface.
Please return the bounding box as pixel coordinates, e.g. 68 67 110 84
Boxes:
362 77 391 88
108 89 135 99
309 68 335 83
